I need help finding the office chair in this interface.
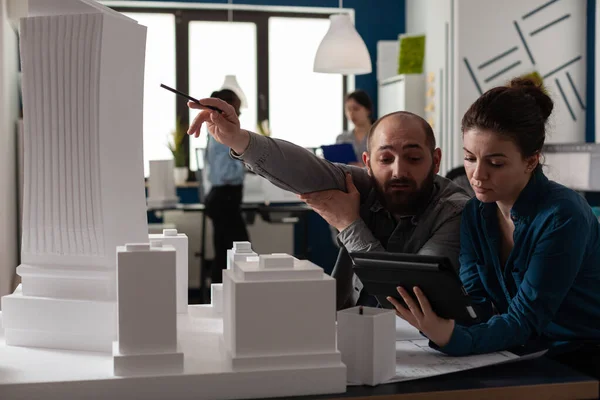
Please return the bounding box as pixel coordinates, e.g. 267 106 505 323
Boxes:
445 166 475 198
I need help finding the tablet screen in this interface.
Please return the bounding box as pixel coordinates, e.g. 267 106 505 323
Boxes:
350 252 479 324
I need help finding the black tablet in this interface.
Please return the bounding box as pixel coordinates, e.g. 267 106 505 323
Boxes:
349 252 479 324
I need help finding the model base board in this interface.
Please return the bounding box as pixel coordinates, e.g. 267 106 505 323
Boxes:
0 305 347 400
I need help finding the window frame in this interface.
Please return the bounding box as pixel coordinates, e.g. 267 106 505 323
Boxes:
109 4 351 179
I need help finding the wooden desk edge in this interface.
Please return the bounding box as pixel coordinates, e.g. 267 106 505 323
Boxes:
321 380 599 400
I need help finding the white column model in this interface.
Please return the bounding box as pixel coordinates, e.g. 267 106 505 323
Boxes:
1 0 148 352
148 229 189 314
113 242 183 376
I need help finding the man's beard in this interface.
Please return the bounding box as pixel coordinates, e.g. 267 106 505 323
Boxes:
370 166 436 216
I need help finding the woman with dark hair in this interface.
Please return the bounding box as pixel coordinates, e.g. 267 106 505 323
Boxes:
387 78 600 378
336 90 374 163
203 89 249 284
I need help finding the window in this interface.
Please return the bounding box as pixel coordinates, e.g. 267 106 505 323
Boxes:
269 17 344 148
111 6 350 176
188 21 257 171
122 12 176 177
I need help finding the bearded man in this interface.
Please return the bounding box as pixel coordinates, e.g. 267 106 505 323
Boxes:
188 100 471 309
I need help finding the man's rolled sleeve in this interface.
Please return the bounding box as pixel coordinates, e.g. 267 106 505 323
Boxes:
338 219 385 253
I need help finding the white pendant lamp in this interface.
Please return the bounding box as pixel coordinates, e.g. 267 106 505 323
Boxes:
220 74 248 109
220 0 248 108
313 1 372 75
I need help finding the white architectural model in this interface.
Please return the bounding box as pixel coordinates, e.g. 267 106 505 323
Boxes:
1 0 148 352
211 283 224 315
146 159 179 209
226 241 258 269
207 241 258 316
337 306 396 386
0 240 347 398
113 243 183 376
149 228 188 314
222 252 343 370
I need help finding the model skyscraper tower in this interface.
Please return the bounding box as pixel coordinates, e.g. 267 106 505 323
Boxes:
1 0 148 352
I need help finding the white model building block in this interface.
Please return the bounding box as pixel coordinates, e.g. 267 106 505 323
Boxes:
1 0 148 353
226 241 257 270
234 256 322 281
148 229 189 314
114 242 183 376
1 285 117 352
233 242 252 252
211 283 223 315
116 243 177 354
259 254 294 269
112 342 183 377
222 255 340 370
146 159 179 209
337 306 396 386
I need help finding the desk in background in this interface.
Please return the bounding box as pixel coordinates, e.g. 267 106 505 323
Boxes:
148 201 315 303
147 183 339 269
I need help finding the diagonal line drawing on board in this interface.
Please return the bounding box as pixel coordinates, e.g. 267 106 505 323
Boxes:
478 47 519 69
543 56 582 78
522 0 560 19
484 61 522 83
514 21 535 65
555 78 576 122
566 71 585 110
530 14 571 36
463 58 483 95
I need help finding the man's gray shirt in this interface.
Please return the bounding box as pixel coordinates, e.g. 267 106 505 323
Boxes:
233 132 472 309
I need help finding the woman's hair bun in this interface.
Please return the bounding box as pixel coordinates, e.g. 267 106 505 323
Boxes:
508 77 554 122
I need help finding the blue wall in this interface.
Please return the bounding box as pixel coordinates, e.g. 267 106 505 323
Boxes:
587 0 596 143
138 0 406 118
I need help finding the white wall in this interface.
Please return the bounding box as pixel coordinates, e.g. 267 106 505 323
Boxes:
405 0 427 34
423 0 453 175
419 0 587 173
455 0 587 151
0 0 20 300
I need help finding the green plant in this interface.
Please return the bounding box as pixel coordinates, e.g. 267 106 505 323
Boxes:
167 119 187 168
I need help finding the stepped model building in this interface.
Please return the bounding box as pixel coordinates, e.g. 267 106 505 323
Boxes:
227 241 258 269
208 241 258 316
1 0 148 352
222 252 343 370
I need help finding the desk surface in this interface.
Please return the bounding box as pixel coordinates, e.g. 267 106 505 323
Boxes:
272 356 598 400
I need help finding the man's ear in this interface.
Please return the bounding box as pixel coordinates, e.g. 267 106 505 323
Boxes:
362 152 371 175
432 148 442 175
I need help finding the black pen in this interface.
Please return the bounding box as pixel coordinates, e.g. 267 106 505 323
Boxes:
160 83 223 113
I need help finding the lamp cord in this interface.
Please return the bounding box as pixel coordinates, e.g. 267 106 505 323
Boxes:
228 0 233 22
